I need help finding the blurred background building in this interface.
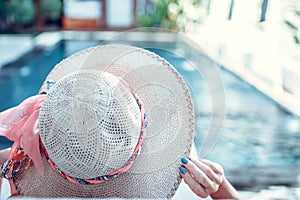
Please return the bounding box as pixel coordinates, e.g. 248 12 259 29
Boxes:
0 0 300 199
0 0 300 104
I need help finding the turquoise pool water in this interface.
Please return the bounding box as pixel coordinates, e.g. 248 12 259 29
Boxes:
0 40 299 170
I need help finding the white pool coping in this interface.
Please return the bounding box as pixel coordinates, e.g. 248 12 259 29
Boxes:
1 30 300 118
0 30 300 199
186 27 300 118
0 35 34 69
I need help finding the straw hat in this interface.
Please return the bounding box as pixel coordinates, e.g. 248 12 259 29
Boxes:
12 44 195 198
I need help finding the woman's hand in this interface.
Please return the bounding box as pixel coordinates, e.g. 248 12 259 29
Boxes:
180 158 239 199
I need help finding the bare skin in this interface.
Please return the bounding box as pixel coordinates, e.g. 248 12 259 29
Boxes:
0 148 10 189
180 158 240 199
0 148 10 165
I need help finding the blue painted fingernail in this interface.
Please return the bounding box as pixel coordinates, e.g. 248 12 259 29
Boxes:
181 157 188 164
179 166 186 174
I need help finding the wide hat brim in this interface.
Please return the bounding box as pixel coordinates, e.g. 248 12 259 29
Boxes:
15 44 195 198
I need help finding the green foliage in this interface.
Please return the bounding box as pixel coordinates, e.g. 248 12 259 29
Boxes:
6 0 36 25
137 0 208 31
40 0 62 21
0 1 7 15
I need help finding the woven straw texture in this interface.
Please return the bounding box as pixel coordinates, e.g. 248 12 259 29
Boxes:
15 44 195 198
39 71 141 179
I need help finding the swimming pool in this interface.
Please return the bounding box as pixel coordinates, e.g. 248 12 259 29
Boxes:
0 38 299 190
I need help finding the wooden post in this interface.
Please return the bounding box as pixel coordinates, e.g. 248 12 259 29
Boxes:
34 0 43 30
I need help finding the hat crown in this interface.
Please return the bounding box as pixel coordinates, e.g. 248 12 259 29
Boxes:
39 70 141 179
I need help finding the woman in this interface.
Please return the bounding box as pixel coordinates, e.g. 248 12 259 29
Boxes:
0 44 239 199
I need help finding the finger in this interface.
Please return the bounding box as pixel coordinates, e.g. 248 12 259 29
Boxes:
201 159 224 175
181 158 218 193
180 166 209 198
193 159 223 185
